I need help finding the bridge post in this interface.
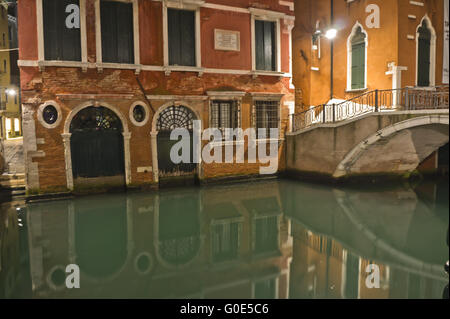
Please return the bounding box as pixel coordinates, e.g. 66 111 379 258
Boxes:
375 89 379 112
332 103 336 122
322 104 326 123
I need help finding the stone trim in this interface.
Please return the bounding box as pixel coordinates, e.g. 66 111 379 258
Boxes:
129 101 151 127
37 100 63 129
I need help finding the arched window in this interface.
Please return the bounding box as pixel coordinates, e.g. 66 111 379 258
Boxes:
156 105 195 132
417 18 434 87
349 26 367 90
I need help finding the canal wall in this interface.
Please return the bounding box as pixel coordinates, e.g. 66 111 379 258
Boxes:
285 112 449 181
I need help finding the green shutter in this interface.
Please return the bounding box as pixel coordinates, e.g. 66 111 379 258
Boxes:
351 42 365 89
255 20 276 71
168 9 195 66
43 0 81 61
101 1 134 64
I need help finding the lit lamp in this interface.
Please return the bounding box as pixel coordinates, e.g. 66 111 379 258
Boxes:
5 88 17 97
325 28 337 40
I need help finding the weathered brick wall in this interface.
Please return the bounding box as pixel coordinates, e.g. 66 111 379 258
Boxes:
18 0 295 193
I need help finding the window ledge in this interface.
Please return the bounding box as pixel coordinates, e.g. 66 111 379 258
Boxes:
251 70 284 78
164 66 204 76
345 87 368 93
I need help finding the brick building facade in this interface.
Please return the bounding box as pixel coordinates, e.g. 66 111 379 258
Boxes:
17 0 295 194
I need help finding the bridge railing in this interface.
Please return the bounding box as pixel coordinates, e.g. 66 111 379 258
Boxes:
291 86 449 132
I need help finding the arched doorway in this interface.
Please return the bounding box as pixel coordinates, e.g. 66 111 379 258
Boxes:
156 105 197 180
70 106 125 187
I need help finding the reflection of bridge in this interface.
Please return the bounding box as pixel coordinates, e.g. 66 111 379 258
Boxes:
286 87 449 179
281 181 448 284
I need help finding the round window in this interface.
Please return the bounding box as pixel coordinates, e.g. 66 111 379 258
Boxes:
43 105 58 125
133 105 146 123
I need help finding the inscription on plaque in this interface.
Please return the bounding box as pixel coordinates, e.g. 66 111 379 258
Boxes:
214 29 240 51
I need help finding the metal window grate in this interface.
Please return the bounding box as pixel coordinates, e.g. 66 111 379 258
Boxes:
210 100 239 139
254 100 279 136
157 105 195 131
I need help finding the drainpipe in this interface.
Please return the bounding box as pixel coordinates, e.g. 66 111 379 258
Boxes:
330 0 334 101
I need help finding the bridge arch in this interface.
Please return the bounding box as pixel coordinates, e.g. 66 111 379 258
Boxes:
334 115 449 178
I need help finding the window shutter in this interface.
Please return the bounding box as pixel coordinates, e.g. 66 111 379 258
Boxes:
169 9 195 66
43 0 60 60
418 38 431 87
101 1 134 64
168 9 181 65
116 2 134 64
101 1 117 62
43 0 81 61
255 21 276 71
351 43 365 89
255 20 265 71
180 10 196 66
263 21 275 71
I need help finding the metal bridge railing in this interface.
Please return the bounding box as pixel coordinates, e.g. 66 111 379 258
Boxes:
291 86 449 132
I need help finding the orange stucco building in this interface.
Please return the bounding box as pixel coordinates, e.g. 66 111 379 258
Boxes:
293 0 448 110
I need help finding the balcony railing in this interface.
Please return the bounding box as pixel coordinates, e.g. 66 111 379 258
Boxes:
291 86 449 132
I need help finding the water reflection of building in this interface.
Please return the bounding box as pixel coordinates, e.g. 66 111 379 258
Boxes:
290 222 446 299
25 182 293 298
0 202 31 298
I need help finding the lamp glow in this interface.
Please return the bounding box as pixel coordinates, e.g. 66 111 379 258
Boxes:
5 89 17 96
325 28 337 39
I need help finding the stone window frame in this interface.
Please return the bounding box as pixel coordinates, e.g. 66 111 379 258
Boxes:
250 8 283 76
36 0 88 69
162 0 203 75
37 100 63 129
415 15 436 88
346 21 369 92
129 101 151 127
95 0 141 72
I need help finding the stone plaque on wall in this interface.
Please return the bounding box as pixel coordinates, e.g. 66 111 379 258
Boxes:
214 29 240 51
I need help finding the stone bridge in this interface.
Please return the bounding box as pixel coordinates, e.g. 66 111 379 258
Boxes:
286 110 449 180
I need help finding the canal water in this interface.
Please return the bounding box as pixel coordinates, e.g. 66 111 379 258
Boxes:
0 178 448 299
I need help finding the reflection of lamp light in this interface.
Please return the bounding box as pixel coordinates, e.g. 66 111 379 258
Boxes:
5 89 17 96
325 28 337 39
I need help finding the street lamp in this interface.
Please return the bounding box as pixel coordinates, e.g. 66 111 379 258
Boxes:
325 28 337 40
5 88 17 97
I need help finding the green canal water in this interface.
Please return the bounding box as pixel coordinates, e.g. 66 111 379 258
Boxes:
0 178 448 299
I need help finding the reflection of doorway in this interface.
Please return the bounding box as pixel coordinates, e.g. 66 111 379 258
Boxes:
70 106 125 188
156 105 197 180
158 193 200 267
75 197 128 278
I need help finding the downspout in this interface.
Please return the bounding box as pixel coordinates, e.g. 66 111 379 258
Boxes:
330 0 334 101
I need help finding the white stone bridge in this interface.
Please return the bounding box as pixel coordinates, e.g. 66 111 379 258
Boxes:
286 87 449 180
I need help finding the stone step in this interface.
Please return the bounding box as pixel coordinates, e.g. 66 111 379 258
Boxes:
0 173 25 181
